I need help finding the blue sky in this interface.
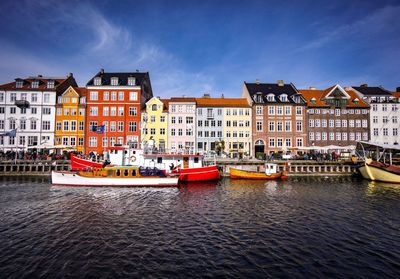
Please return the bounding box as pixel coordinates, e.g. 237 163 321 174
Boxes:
0 0 399 97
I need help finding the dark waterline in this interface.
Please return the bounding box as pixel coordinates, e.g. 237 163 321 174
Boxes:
0 176 399 278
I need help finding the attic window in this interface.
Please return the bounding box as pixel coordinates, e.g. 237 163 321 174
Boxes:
31 81 39 88
152 104 157 111
47 80 55 89
16 80 23 88
280 94 288 102
111 77 119 86
255 93 263 103
94 77 101 86
353 98 359 104
310 97 316 104
267 94 275 102
128 77 136 86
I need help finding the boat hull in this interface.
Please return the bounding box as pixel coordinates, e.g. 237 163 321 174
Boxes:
51 171 179 187
358 163 400 184
70 154 103 170
230 168 282 180
174 166 220 182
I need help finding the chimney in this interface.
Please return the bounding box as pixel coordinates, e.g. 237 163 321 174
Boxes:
38 75 43 78
255 79 260 84
309 86 316 90
221 93 224 98
68 73 73 77
182 95 186 98
203 93 210 98
277 80 284 86
396 87 400 92
360 84 368 87
100 68 104 74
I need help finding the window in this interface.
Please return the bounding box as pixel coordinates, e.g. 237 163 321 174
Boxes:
118 91 124 100
342 120 347 127
383 128 388 136
79 109 85 116
128 77 136 86
118 121 124 131
393 128 398 136
186 117 193 124
322 132 327 141
10 107 16 114
178 117 183 124
285 121 291 132
118 107 124 116
178 129 183 136
71 121 77 131
373 128 379 136
322 119 327 127
43 107 51 115
349 120 355 128
0 107 4 114
63 121 69 131
362 132 368 140
31 80 39 88
335 109 341 116
94 77 101 86
276 106 283 115
256 121 262 132
110 107 116 116
78 138 84 146
373 116 378 124
30 120 37 130
382 104 387 112
280 94 288 102
336 133 341 141
172 117 176 124
160 116 165 123
269 121 275 132
285 106 291 115
56 122 61 131
296 138 303 147
90 107 98 116
160 128 166 135
309 119 314 128
268 106 275 115
89 137 97 147
110 121 116 132
109 77 118 86
383 116 388 124
129 107 137 116
315 119 320 127
103 91 109 101
256 106 263 115
277 138 283 147
129 122 137 132
296 121 302 132
150 116 156 123
42 121 51 130
355 120 361 128
342 133 348 141
79 121 84 131
393 116 398 124
329 132 334 141
285 138 291 147
335 119 341 128
111 91 117 101
16 80 23 88
269 138 275 147
171 129 176 136
362 120 367 128
296 107 302 115
103 107 109 116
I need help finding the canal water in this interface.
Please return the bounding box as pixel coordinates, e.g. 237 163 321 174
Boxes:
0 176 399 278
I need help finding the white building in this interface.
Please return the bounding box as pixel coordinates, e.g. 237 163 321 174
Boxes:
0 74 77 152
352 85 399 145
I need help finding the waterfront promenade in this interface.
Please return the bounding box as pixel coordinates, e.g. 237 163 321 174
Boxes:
0 157 358 177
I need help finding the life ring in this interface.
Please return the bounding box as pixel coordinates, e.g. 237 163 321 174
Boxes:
130 155 136 162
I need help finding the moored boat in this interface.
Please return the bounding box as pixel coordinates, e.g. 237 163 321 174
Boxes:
52 166 179 187
70 153 103 170
230 163 285 180
358 158 400 184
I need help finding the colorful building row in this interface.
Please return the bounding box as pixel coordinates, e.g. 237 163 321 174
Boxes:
0 72 399 158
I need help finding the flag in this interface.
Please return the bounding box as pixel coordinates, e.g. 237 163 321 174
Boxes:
91 125 105 134
4 129 16 137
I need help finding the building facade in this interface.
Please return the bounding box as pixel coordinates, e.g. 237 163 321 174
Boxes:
167 97 197 153
242 80 307 157
0 74 77 152
351 85 399 145
85 70 153 154
141 97 169 151
300 84 370 147
55 86 86 153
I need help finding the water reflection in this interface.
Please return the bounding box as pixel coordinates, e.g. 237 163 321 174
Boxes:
366 180 400 197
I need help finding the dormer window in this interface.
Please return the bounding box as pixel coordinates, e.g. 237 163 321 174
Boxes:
16 80 23 88
255 93 263 103
111 77 119 86
47 80 55 89
128 77 136 86
267 94 275 102
353 98 359 104
94 77 102 86
31 80 39 88
310 97 316 104
280 94 288 102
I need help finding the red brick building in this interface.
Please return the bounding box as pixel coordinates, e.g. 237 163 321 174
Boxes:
85 70 153 154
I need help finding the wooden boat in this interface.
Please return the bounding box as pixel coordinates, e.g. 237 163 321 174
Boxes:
356 141 400 184
358 158 400 184
52 166 179 187
71 147 220 182
230 163 284 180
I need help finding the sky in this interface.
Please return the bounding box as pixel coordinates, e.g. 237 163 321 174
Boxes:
0 0 399 97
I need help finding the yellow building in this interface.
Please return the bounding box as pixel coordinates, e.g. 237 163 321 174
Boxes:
55 86 86 153
141 97 169 151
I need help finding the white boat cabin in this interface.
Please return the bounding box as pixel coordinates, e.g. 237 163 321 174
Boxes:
106 146 204 172
265 163 279 176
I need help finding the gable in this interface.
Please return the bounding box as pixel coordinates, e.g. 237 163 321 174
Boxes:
324 85 350 99
62 86 79 98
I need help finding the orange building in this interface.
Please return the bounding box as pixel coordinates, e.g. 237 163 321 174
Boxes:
55 86 86 153
85 70 153 155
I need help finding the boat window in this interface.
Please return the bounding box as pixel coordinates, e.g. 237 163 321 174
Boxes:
124 150 128 154
124 170 129 176
131 170 136 176
157 157 162 163
107 170 113 176
194 157 199 163
116 169 121 176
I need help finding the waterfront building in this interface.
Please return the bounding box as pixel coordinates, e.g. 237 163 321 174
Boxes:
55 86 86 153
196 96 251 158
141 97 169 151
242 80 307 158
0 74 77 152
85 70 153 155
351 85 399 145
167 97 197 153
299 84 370 148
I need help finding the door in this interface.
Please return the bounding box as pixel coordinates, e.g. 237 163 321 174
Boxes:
183 157 189 169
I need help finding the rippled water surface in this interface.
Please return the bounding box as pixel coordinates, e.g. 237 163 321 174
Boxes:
0 176 399 278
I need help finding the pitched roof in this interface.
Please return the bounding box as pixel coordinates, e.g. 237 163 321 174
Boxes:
73 87 87 97
196 97 250 107
352 86 392 96
0 75 76 91
168 97 197 103
392 92 400 98
244 81 304 104
86 71 149 86
160 99 170 111
299 86 369 108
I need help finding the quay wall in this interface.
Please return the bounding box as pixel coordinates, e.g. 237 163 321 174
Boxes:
0 160 357 177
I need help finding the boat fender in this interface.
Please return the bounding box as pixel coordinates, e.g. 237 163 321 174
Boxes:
130 155 136 162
